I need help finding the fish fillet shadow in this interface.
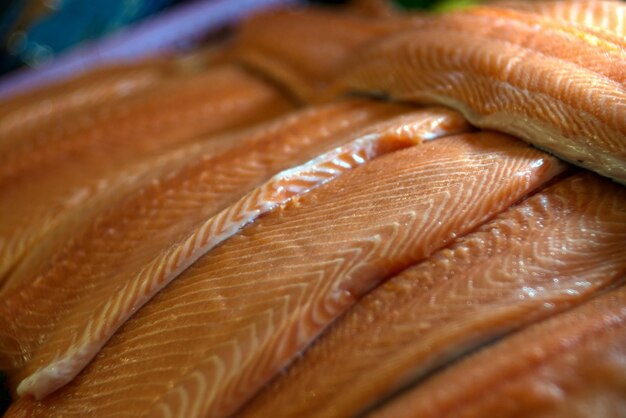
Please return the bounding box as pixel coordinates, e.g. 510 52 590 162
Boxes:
0 371 10 415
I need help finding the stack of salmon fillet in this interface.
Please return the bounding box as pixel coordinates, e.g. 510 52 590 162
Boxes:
0 0 625 416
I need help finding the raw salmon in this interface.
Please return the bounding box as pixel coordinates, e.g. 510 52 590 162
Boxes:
237 172 626 418
235 9 407 102
1 136 241 294
348 0 402 18
1 133 565 417
495 0 625 36
0 65 292 183
9 104 463 295
0 58 174 138
334 5 626 184
0 65 293 283
0 100 417 296
369 283 626 418
1 101 468 399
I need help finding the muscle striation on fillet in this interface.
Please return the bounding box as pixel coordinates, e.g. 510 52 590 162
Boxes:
1 2 624 416
494 0 626 38
334 6 626 184
15 105 460 400
370 283 626 418
238 172 626 418
2 132 564 417
0 65 293 284
0 102 470 400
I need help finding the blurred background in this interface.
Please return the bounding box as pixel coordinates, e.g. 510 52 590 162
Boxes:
0 0 179 75
0 0 472 98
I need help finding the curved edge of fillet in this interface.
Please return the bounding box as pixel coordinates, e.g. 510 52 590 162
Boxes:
15 115 448 400
333 7 626 184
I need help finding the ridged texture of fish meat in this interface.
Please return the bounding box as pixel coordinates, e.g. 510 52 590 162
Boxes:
0 100 410 296
369 284 626 418
1 134 246 296
235 9 405 101
14 103 462 399
17 112 428 397
334 5 626 184
0 101 468 399
495 0 625 36
1 132 565 417
0 65 293 283
237 171 626 418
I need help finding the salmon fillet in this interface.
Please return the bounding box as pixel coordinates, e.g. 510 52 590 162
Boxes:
0 137 240 295
1 101 469 399
494 0 625 36
237 172 626 418
334 5 626 184
0 65 293 183
369 283 626 418
0 132 564 417
1 3 622 416
0 65 293 283
0 58 175 139
234 9 407 102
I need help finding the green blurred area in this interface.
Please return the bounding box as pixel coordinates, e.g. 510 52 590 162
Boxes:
394 0 479 11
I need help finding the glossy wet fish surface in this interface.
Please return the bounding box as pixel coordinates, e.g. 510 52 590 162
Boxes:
237 171 626 418
0 65 294 286
1 0 624 417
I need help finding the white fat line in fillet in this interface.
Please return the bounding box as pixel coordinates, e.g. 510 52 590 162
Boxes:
16 129 424 399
